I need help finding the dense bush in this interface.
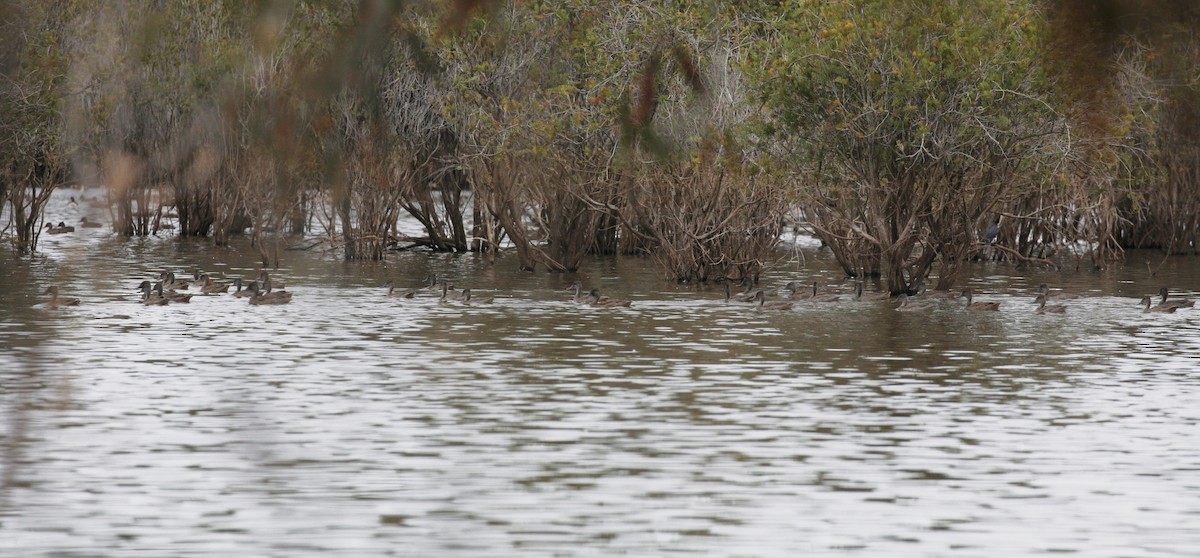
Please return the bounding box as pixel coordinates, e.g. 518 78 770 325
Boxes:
752 0 1069 292
4 0 1200 282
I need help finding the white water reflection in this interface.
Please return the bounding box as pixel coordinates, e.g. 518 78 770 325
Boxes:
2 194 1200 557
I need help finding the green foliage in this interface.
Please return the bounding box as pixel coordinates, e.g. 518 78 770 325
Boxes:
749 0 1068 289
759 0 1055 180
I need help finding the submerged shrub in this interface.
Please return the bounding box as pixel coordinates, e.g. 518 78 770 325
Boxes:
755 0 1068 292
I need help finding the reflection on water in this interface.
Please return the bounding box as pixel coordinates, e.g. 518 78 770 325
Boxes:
2 193 1200 556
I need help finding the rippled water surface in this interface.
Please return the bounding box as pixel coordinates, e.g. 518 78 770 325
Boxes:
3 193 1200 557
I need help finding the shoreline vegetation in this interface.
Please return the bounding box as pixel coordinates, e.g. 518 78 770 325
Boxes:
3 1 1200 293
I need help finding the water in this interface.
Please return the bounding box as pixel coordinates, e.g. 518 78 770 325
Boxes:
3 190 1200 556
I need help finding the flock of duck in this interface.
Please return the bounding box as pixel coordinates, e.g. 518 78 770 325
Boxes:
43 217 103 234
38 271 292 309
148 271 291 305
35 272 1196 314
384 278 629 307
719 279 1194 315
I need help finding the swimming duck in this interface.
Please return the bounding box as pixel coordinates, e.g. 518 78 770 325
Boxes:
232 279 257 298
159 272 190 290
137 281 170 306
461 289 494 305
44 222 74 234
41 286 81 308
895 293 930 312
1035 294 1066 314
733 278 762 301
754 290 793 311
261 277 290 298
163 290 191 303
256 271 286 290
589 288 631 308
383 280 417 298
566 282 594 303
199 275 230 294
724 282 760 304
79 216 103 228
1036 284 1079 301
67 196 78 209
915 284 958 299
1142 295 1177 313
782 281 813 300
717 279 758 302
248 281 292 305
1157 287 1194 309
147 280 192 303
961 288 1000 311
806 282 840 302
248 290 291 305
423 274 441 291
439 283 462 303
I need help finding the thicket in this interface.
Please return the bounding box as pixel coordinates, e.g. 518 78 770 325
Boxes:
2 0 1199 289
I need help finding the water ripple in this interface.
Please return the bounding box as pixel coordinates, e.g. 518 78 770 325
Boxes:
3 213 1200 556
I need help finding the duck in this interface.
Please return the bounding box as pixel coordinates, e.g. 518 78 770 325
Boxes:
159 272 190 290
383 280 417 298
439 282 462 303
915 283 958 299
782 281 812 300
67 196 78 209
163 289 192 303
79 216 103 228
232 278 257 298
248 281 292 305
754 290 793 311
142 280 192 303
199 275 230 294
805 282 840 303
461 289 494 305
1036 283 1078 301
566 282 593 303
137 281 170 306
422 274 441 292
41 286 81 308
724 282 759 304
717 278 758 302
261 277 290 297
589 288 632 308
1035 294 1066 314
1142 295 1177 313
44 222 74 234
256 271 285 290
961 288 1001 311
895 293 929 312
1156 287 1194 309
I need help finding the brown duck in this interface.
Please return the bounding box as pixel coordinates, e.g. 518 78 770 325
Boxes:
42 286 81 308
961 288 1000 311
589 288 631 308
